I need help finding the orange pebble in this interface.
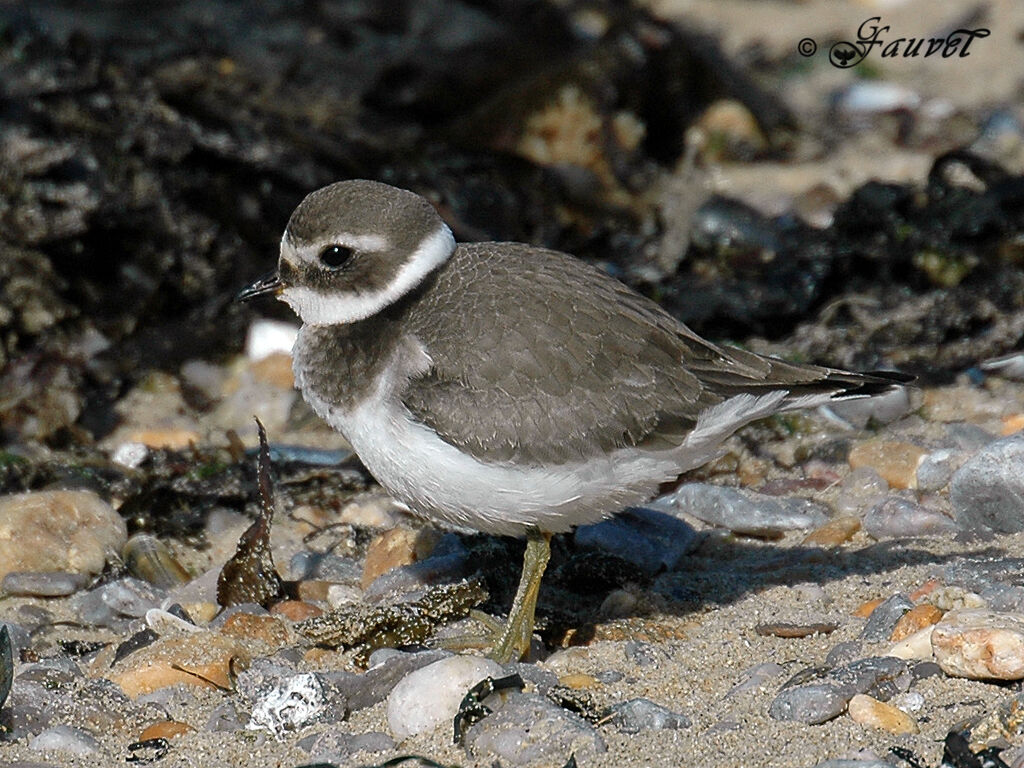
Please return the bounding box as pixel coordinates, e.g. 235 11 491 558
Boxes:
890 604 944 642
139 720 193 741
853 598 884 618
909 579 940 602
270 599 323 622
1002 414 1024 435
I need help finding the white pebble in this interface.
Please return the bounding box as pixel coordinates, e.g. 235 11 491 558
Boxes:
112 441 149 469
387 655 504 740
245 319 298 361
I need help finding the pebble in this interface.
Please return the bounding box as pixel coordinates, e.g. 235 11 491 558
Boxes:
931 608 1024 680
386 655 504 740
2 571 87 597
74 577 164 629
219 613 291 655
835 468 888 517
574 506 698 574
860 594 913 642
244 318 298 360
848 440 928 489
826 386 912 428
270 600 323 622
769 657 910 725
0 490 127 580
802 516 861 547
361 527 432 589
862 496 959 540
98 631 250 698
949 434 1024 533
725 663 786 697
463 690 606 765
343 649 448 712
916 449 962 492
247 672 330 735
890 604 944 642
847 693 919 735
611 698 690 733
111 441 149 468
138 720 193 740
28 724 102 755
299 730 395 762
661 483 828 537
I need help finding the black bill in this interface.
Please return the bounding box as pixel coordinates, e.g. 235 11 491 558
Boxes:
237 271 283 302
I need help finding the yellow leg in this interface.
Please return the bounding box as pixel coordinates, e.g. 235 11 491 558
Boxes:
489 530 551 663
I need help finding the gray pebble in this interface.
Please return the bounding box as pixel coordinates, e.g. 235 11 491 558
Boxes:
726 663 786 697
824 641 863 667
770 657 910 725
299 729 394 760
595 670 624 684
860 593 913 641
950 434 1024 533
575 507 697 574
624 640 665 667
916 449 962 492
611 697 690 733
811 761 894 768
2 571 87 597
464 691 605 765
862 496 959 540
292 553 363 584
73 577 164 628
204 701 245 732
6 680 56 734
946 422 997 451
15 658 82 687
836 468 888 517
327 649 449 712
661 483 828 537
28 724 101 755
826 386 911 428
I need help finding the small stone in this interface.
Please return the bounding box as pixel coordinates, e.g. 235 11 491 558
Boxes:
29 724 101 755
1003 413 1024 435
803 517 861 547
916 449 962 492
2 571 86 597
247 672 329 735
598 589 637 620
611 698 690 733
362 528 426 589
301 730 395 761
836 467 888 516
0 490 127 580
558 673 599 690
860 594 913 642
387 655 504 740
125 428 201 450
269 600 323 622
97 631 250 698
219 613 290 654
853 599 884 618
848 440 928 489
769 657 910 725
847 694 918 735
890 604 944 642
862 496 959 540
244 318 298 360
326 584 362 608
138 720 193 740
111 441 149 469
575 506 697 574
756 622 838 639
932 609 1024 680
725 663 786 697
464 690 606 764
662 483 828 537
827 386 912 428
949 434 1024 533
74 577 164 628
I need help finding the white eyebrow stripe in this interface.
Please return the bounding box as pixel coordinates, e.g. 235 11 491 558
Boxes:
279 223 455 326
322 232 390 252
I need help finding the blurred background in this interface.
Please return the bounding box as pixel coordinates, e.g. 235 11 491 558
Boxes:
0 0 1022 451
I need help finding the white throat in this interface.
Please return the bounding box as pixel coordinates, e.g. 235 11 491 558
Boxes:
280 224 455 325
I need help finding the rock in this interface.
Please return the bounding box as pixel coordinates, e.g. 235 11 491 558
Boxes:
386 655 504 740
802 516 861 547
611 697 690 732
270 600 323 622
2 571 87 597
464 690 606 765
836 467 889 516
932 609 1024 680
219 613 291 655
827 386 912 428
0 490 127 580
28 724 101 755
860 594 913 642
97 630 250 698
361 527 435 589
575 506 698 574
949 434 1024 533
661 483 828 537
847 693 918 734
74 577 165 629
848 440 928 489
725 663 786 697
338 649 448 712
247 672 330 735
769 657 910 725
138 720 193 740
890 604 944 642
862 496 959 539
916 449 963 492
300 730 395 761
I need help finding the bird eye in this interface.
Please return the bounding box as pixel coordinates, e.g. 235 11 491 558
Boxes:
318 244 354 268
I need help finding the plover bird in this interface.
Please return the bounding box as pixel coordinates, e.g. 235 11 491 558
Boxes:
239 179 911 662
